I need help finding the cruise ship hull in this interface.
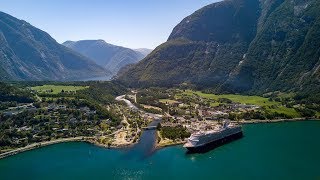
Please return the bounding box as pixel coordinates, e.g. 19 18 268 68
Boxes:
186 131 243 153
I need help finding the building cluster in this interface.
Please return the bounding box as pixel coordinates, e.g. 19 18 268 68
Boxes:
47 103 97 116
161 98 260 133
3 103 37 116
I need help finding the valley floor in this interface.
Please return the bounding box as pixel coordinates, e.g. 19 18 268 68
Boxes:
1 85 320 159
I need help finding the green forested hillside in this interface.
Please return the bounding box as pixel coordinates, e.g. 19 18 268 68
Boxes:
226 0 320 94
0 82 34 110
117 0 320 100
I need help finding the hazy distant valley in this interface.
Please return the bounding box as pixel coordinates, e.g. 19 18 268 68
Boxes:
63 40 151 77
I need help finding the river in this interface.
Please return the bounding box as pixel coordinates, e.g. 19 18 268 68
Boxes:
115 95 162 158
123 118 162 159
0 121 319 179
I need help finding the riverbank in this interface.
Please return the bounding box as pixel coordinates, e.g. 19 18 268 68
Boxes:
155 131 185 149
156 140 185 149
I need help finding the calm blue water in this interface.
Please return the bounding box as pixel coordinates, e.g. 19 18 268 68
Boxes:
0 121 320 180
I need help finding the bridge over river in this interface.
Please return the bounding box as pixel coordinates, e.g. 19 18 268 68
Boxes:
141 126 157 130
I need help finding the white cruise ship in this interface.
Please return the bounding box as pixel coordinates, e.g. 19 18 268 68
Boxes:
184 121 243 152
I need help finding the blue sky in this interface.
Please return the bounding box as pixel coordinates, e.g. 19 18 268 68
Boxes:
0 0 219 49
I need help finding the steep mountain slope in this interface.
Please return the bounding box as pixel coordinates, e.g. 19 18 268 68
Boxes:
117 0 320 96
63 40 148 75
117 0 260 88
226 0 320 93
0 11 107 81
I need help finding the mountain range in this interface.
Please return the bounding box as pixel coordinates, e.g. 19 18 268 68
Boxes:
63 40 151 76
117 0 320 96
0 11 108 81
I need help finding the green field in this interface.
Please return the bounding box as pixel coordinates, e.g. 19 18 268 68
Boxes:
179 90 276 106
31 85 89 94
177 90 300 118
210 102 220 107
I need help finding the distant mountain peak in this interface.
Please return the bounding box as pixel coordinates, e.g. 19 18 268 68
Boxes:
63 40 150 76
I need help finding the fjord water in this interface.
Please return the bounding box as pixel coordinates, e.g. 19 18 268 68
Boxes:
1 121 320 180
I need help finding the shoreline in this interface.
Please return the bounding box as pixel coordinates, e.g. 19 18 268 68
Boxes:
237 118 320 124
0 137 136 160
155 130 186 149
1 118 319 159
85 139 137 150
155 118 320 149
155 141 185 150
0 137 86 160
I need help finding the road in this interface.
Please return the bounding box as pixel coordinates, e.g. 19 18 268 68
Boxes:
116 95 162 119
115 95 138 110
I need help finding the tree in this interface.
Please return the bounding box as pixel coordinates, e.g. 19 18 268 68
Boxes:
156 123 162 130
297 108 316 118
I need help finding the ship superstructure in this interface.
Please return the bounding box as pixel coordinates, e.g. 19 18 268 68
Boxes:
184 121 242 152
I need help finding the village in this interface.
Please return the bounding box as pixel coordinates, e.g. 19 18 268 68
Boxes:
0 100 105 146
160 98 259 130
0 86 312 152
116 89 263 146
132 90 257 119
